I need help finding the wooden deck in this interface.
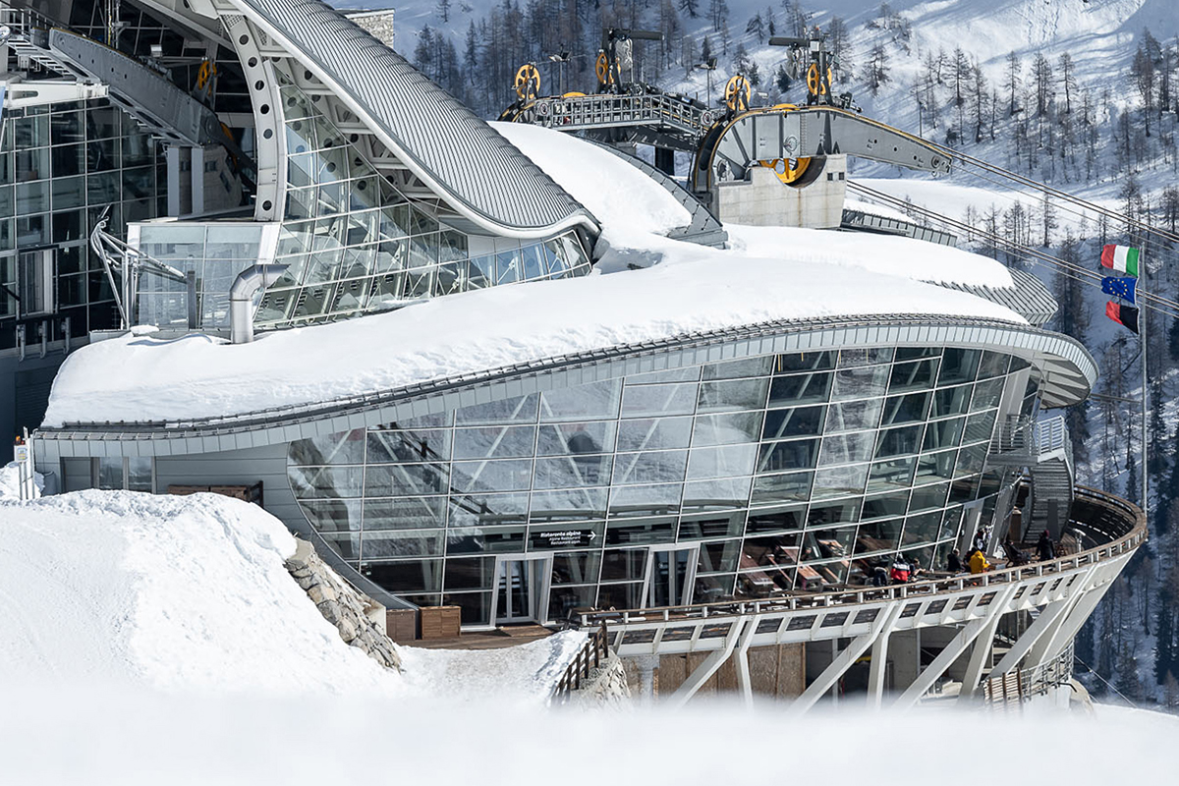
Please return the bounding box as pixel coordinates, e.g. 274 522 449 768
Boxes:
407 623 557 651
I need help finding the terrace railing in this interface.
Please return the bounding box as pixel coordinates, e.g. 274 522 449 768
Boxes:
549 622 610 706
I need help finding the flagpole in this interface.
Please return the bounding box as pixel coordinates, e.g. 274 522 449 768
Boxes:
1141 248 1148 518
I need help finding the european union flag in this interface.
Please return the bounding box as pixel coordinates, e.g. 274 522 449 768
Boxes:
1101 276 1137 305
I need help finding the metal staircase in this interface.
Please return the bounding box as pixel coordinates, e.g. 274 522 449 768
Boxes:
988 415 1074 539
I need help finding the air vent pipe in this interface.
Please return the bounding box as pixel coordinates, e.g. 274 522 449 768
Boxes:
229 264 287 345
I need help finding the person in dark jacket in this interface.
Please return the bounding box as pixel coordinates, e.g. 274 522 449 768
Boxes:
946 547 963 573
1037 530 1055 562
1003 535 1026 566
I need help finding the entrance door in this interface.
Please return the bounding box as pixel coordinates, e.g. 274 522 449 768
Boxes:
494 557 550 624
646 546 698 608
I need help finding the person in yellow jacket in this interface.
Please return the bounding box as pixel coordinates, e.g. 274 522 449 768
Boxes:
969 549 991 575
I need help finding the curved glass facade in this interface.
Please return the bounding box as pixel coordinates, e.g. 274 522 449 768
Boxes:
254 72 590 329
288 345 1038 626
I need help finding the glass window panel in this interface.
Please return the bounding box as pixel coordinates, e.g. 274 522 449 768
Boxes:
916 449 958 482
889 358 939 392
455 393 538 425
811 464 868 499
597 582 645 610
445 525 526 555
774 351 837 373
863 492 910 520
365 429 451 464
440 592 493 626
444 557 498 591
955 444 988 477
626 367 701 384
902 512 942 547
703 356 773 379
757 439 819 473
533 455 613 489
696 377 769 413
495 249 520 284
452 425 536 460
803 526 857 562
536 422 616 456
767 372 831 407
608 483 682 517
939 348 981 385
301 499 363 533
620 382 697 418
683 476 751 512
528 521 604 551
540 380 622 422
529 488 608 520
839 348 893 367
549 586 598 620
612 450 688 485
550 552 602 585
880 392 931 426
290 465 363 498
977 351 1011 379
971 378 1006 412
520 242 545 279
923 417 965 451
616 417 692 451
449 459 533 493
601 549 648 581
364 463 448 497
746 505 806 534
875 425 923 459
453 492 529 530
762 405 825 441
807 500 861 528
127 457 152 492
364 560 443 593
678 511 745 539
931 384 973 418
909 482 949 512
693 412 763 446
826 399 882 432
751 472 812 504
468 255 494 287
832 363 890 401
867 457 916 494
818 432 874 465
686 444 757 480
964 410 998 443
855 518 903 555
696 573 737 602
698 540 742 574
362 530 445 558
742 534 802 576
363 497 447 530
606 517 676 546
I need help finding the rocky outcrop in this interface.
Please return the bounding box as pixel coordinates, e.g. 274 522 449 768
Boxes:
284 539 401 672
570 652 631 707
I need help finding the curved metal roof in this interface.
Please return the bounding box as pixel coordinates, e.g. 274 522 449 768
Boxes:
230 0 596 237
36 315 1097 458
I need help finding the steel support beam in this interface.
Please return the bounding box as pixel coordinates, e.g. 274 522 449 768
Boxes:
733 616 762 707
668 620 744 708
1023 567 1099 669
958 586 1020 703
988 572 1091 678
893 585 1015 709
866 604 905 708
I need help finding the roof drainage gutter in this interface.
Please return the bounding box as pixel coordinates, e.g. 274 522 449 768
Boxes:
230 264 287 344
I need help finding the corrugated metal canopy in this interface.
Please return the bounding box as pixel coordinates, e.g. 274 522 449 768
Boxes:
231 0 597 237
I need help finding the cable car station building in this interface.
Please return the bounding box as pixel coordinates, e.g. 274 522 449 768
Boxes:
14 0 1145 707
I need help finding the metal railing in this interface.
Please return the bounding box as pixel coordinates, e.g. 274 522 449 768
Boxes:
983 641 1075 707
573 486 1144 629
990 415 1067 461
550 622 610 705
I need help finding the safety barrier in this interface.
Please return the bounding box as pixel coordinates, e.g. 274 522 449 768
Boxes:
550 622 610 705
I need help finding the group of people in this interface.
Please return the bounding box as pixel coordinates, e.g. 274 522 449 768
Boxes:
867 529 1060 588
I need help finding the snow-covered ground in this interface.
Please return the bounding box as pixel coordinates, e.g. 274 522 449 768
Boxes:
44 124 1024 427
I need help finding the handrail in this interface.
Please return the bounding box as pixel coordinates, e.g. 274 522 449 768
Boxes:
549 622 610 705
983 641 1075 706
574 486 1145 628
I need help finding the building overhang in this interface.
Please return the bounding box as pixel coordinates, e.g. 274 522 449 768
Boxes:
35 316 1097 461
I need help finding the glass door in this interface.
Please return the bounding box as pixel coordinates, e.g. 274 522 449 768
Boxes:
646 546 698 608
494 557 551 624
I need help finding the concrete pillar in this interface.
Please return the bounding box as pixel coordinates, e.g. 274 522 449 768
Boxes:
715 155 847 229
191 146 206 216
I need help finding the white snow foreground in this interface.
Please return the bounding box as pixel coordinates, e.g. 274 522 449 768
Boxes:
0 485 583 702
44 127 1024 427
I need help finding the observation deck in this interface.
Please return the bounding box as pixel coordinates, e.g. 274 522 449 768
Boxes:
571 486 1143 711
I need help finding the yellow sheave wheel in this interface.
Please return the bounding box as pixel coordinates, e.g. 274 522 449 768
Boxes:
806 63 820 96
196 59 217 90
595 53 612 85
724 75 751 112
514 63 541 102
759 157 812 185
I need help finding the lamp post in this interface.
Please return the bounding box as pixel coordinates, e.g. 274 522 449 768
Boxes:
693 57 718 107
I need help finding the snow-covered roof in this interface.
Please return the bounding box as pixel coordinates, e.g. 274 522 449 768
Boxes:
42 123 1082 428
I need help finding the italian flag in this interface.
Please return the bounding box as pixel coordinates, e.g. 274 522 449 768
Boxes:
1101 244 1140 276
